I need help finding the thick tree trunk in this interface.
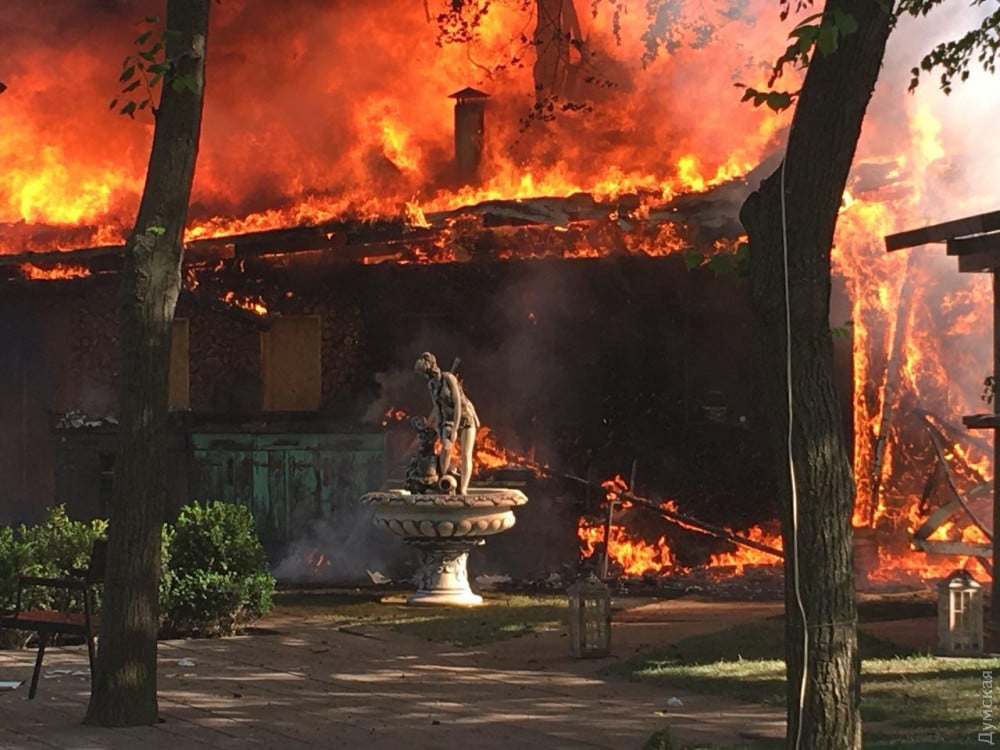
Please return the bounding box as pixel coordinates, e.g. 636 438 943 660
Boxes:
84 0 209 727
738 1 893 747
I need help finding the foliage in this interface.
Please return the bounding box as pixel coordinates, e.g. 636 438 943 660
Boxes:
17 505 108 580
0 506 107 613
830 319 854 339
0 506 106 646
110 15 198 118
682 241 750 277
737 7 861 112
900 0 1000 92
0 525 29 614
159 501 274 637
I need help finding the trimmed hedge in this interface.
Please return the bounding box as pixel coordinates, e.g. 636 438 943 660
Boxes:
160 501 275 637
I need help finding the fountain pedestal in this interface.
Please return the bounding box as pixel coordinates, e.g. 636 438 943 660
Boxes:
362 488 528 606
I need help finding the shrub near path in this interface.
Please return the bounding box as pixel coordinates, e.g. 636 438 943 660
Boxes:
159 501 275 637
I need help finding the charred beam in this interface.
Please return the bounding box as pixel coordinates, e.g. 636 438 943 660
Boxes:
617 490 785 560
886 209 1000 251
947 233 1000 256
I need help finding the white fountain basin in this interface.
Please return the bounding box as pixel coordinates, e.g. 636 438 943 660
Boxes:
362 487 528 606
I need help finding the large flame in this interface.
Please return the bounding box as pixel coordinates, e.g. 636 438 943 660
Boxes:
2 2 997 583
0 0 793 252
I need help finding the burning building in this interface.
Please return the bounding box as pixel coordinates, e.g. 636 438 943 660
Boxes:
0 0 995 586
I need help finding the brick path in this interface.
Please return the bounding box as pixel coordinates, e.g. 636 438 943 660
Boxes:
0 600 788 749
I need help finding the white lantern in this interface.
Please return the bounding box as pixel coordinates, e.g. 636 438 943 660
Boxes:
567 577 612 658
937 570 984 655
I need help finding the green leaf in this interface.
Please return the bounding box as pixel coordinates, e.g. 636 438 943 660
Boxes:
683 251 705 270
134 30 153 45
119 65 136 83
833 8 858 34
765 91 793 112
119 100 137 117
171 74 199 94
144 15 159 23
122 79 142 93
139 50 157 63
109 98 119 110
149 73 162 89
707 254 737 275
817 23 838 56
789 25 818 41
146 225 167 236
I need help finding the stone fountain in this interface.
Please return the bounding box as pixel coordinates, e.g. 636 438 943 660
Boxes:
361 352 528 606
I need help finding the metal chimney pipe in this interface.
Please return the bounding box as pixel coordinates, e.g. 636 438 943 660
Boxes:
449 87 489 185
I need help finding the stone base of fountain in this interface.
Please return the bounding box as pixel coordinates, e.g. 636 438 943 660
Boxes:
362 488 528 607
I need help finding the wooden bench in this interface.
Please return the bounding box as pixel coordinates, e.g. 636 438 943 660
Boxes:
0 538 105 699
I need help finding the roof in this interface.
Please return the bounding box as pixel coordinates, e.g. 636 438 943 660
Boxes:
448 87 490 100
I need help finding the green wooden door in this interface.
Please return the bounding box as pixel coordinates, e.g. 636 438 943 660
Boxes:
190 432 385 554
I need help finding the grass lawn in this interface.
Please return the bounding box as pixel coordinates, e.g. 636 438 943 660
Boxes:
271 588 569 646
614 618 995 748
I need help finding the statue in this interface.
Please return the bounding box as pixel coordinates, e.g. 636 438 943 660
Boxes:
362 352 527 606
414 352 480 494
404 416 440 493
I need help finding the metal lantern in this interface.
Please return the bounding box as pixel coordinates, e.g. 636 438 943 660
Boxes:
937 570 984 655
567 576 612 658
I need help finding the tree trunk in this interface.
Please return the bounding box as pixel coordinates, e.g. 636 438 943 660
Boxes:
84 0 209 727
738 1 893 747
533 0 583 101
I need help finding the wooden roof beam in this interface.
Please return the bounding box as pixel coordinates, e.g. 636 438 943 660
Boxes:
885 209 1000 251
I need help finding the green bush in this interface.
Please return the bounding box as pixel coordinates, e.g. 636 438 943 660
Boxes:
0 525 29 613
18 505 108 581
159 501 274 637
0 506 106 647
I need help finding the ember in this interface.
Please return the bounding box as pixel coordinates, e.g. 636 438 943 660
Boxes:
220 291 268 316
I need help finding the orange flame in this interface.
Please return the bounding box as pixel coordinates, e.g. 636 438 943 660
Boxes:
19 262 92 280
220 291 268 316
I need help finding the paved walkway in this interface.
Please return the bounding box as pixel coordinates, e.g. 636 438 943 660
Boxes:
0 600 790 750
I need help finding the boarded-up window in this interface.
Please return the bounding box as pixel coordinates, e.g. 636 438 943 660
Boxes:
168 318 190 411
261 315 321 411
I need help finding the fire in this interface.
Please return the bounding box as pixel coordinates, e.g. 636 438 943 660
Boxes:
303 549 331 574
381 407 409 427
0 0 793 254
19 262 92 280
576 475 783 577
220 291 268 316
577 515 676 576
1 3 995 585
707 524 784 573
833 94 995 584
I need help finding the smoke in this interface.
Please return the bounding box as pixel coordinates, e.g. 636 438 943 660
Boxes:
270 502 418 585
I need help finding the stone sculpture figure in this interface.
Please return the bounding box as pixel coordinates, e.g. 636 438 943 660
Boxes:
404 416 440 493
414 352 480 494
